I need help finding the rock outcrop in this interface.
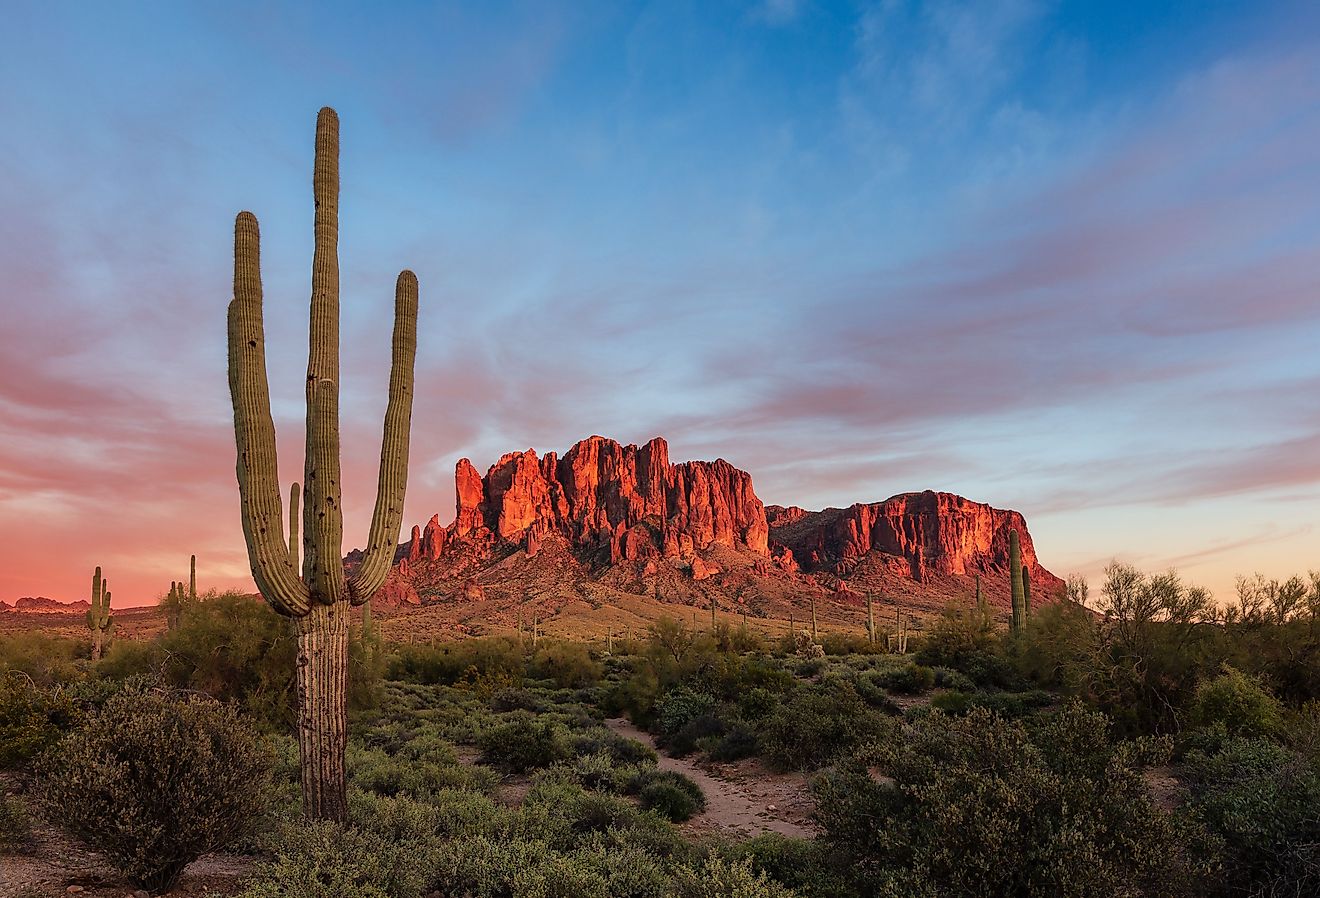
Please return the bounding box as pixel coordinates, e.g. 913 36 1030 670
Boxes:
767 490 1062 593
446 436 769 563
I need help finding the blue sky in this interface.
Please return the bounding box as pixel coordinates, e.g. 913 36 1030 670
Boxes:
2 0 1319 603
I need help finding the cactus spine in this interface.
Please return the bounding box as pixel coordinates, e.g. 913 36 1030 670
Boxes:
87 567 114 661
227 107 419 821
1009 529 1025 634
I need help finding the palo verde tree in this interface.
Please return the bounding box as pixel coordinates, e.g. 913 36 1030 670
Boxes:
227 107 419 820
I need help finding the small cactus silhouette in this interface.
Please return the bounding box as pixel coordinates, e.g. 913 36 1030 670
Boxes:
87 567 114 661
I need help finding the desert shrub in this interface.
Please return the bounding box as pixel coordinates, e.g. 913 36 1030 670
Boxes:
36 685 272 892
931 666 975 692
0 675 80 768
813 704 1196 898
634 769 705 822
874 663 935 695
351 747 480 800
234 819 412 898
1182 737 1320 896
532 641 603 689
490 686 545 712
478 712 571 772
429 834 609 898
0 793 29 852
708 722 759 761
820 632 881 656
654 685 717 737
133 591 300 728
668 712 727 757
386 637 524 688
736 687 780 721
916 601 1014 688
727 834 853 898
929 690 971 714
571 729 657 766
1188 667 1285 741
758 681 893 770
1013 598 1096 692
670 856 799 898
0 633 84 686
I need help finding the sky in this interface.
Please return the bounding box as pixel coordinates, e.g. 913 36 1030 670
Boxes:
2 0 1319 607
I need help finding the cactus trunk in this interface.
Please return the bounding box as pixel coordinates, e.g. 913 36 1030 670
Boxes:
294 602 348 820
227 108 418 822
1009 529 1025 634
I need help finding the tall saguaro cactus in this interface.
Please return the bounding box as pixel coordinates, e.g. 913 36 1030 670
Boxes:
1009 529 1025 634
87 567 113 662
227 107 419 821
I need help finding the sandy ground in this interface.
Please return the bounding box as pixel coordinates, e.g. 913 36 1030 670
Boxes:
604 717 817 840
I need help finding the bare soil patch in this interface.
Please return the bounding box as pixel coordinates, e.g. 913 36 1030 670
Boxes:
604 717 817 840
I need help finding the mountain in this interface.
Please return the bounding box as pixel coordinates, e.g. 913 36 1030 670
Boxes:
353 436 1061 633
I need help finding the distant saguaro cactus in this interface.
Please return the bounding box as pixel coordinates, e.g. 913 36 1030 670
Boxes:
1009 529 1025 634
227 107 419 821
1022 567 1032 624
189 554 197 600
87 567 114 662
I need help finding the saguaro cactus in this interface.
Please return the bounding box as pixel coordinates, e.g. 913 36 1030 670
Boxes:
866 592 875 644
227 107 419 821
189 554 197 600
1022 568 1032 623
1009 529 1025 634
87 567 114 661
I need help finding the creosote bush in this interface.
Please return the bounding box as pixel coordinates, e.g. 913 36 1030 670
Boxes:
36 684 272 892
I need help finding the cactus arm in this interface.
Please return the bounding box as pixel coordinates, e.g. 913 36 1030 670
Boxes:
289 482 301 570
302 107 345 607
349 271 419 604
228 211 311 617
189 555 197 600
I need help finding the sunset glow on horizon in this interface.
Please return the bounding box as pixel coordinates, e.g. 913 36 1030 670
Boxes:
3 1 1320 607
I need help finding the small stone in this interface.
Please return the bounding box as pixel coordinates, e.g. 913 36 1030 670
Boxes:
134 890 150 898
66 888 83 895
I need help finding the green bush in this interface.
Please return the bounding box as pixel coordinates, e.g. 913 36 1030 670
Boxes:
916 601 1014 688
758 682 893 770
670 856 799 898
478 712 571 772
813 704 1197 897
234 819 418 898
635 769 705 822
0 675 80 769
0 793 29 852
36 685 272 892
654 685 717 738
532 641 603 689
874 663 935 695
0 633 84 685
1182 737 1320 896
1189 667 1285 741
727 834 853 898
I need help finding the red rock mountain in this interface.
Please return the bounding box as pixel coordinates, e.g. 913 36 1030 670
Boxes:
766 492 1062 592
418 435 767 564
363 435 1062 626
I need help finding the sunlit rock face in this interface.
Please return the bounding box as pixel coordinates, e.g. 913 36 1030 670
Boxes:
366 436 1062 612
450 435 770 561
767 491 1063 592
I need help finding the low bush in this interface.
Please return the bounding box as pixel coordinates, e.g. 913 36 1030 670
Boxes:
235 818 422 898
1182 737 1320 896
670 856 799 898
813 704 1196 898
0 793 29 852
36 684 272 892
0 675 80 769
531 641 603 689
654 685 717 738
758 682 893 770
667 713 727 757
478 712 571 772
707 722 759 761
1188 667 1286 741
873 663 935 695
635 769 706 822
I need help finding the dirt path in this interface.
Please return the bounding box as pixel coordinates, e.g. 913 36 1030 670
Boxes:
605 718 816 840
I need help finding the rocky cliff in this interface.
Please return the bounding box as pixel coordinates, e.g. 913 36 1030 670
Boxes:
411 435 769 565
767 491 1063 593
368 436 1061 623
